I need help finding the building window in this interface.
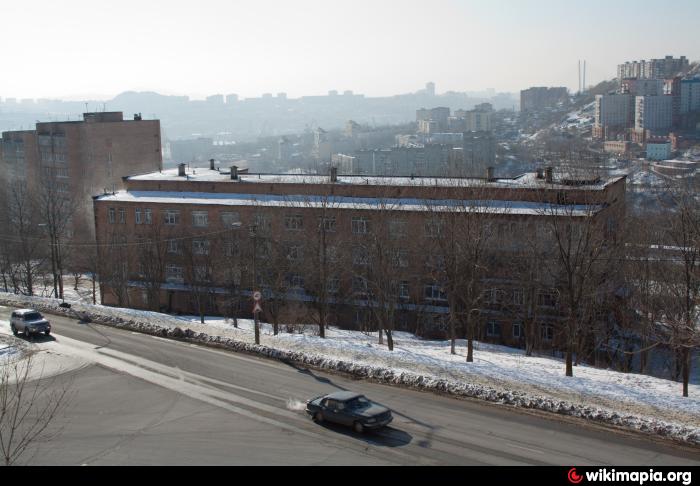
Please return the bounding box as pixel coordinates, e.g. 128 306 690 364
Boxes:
193 239 210 255
426 254 446 272
287 274 305 292
108 208 115 224
389 220 407 239
424 219 444 238
118 208 126 224
392 280 410 300
351 217 369 235
392 248 409 268
194 266 211 282
287 244 303 262
165 265 184 284
324 245 338 263
486 320 501 338
135 208 142 225
285 214 303 231
512 321 523 339
253 214 272 234
537 291 558 308
424 283 447 302
352 276 369 295
512 289 524 307
221 212 241 227
352 246 369 266
319 217 336 233
164 210 180 225
167 240 181 254
540 323 554 342
192 211 209 228
327 277 340 295
144 208 152 225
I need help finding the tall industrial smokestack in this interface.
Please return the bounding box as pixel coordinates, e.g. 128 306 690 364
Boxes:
578 60 581 94
583 60 587 93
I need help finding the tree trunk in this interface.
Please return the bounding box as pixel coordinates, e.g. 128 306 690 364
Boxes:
386 328 393 351
566 347 573 377
378 327 383 345
449 318 456 355
682 347 690 398
467 337 473 362
273 320 279 336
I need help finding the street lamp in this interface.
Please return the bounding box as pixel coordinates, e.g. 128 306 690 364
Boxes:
248 223 260 345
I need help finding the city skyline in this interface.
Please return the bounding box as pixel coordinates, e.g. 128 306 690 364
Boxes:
1 0 699 100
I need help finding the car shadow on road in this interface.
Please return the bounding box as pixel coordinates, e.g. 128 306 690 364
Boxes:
316 421 413 448
13 333 56 344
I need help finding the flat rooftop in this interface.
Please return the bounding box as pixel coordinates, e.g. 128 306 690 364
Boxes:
96 190 605 217
128 168 623 191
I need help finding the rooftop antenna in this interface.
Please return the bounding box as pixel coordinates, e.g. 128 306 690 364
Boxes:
85 102 89 113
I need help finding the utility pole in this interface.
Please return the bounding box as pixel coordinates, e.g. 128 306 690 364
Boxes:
249 223 260 345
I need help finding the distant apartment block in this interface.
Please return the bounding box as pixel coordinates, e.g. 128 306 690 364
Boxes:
594 94 634 135
680 79 700 114
617 56 689 80
520 87 568 112
0 112 162 240
416 107 450 132
635 95 673 131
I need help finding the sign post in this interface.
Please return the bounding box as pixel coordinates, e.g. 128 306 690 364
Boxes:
253 291 262 345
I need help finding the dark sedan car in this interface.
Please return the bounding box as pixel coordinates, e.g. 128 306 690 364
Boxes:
306 391 393 433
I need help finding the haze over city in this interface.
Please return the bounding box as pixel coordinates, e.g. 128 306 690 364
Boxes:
1 0 699 100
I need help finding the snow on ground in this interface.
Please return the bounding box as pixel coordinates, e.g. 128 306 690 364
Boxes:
0 292 698 441
171 316 700 428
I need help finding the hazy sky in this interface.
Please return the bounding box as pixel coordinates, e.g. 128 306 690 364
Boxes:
1 0 698 100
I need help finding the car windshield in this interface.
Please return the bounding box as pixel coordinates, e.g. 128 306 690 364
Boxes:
23 312 42 321
346 396 371 410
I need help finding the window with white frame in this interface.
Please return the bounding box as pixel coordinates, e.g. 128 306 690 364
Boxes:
352 276 369 295
220 212 241 227
192 211 209 228
167 239 181 254
144 208 152 225
287 244 303 262
426 254 446 272
285 214 303 231
486 320 501 337
351 217 369 235
194 266 211 282
324 245 338 263
193 239 210 255
512 288 524 306
108 208 115 224
352 246 369 266
165 265 184 283
327 277 340 295
424 219 444 238
512 321 523 339
424 283 447 302
392 248 409 268
537 290 558 308
135 208 142 225
540 323 554 341
253 213 271 233
389 220 407 239
287 273 304 290
164 210 180 225
318 217 336 233
118 208 126 224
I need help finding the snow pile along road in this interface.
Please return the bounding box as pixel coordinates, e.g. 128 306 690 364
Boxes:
0 292 698 446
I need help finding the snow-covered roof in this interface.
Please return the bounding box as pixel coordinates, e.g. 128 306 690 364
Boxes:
97 191 605 217
127 168 622 191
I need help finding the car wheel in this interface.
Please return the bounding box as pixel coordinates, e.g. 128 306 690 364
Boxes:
353 421 364 434
313 412 324 423
11 324 18 336
44 330 51 336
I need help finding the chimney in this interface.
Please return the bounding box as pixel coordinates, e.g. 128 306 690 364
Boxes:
178 163 186 177
536 168 545 179
230 166 238 180
330 166 338 183
209 158 216 170
545 167 553 183
486 166 495 181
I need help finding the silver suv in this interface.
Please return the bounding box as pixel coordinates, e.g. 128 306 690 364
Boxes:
10 309 51 337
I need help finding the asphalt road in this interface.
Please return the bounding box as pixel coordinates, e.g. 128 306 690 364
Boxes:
1 307 698 466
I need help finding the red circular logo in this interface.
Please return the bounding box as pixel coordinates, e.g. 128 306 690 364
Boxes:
568 468 583 484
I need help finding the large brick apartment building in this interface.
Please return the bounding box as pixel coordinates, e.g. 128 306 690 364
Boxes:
93 164 626 347
0 112 162 240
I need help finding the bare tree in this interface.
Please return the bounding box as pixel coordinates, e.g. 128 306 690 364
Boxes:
0 353 71 466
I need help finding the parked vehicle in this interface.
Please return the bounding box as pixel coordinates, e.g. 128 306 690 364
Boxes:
10 309 51 337
305 391 393 433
